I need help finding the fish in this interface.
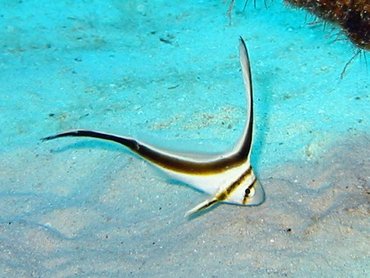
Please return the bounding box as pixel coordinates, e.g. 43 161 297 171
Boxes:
42 37 265 216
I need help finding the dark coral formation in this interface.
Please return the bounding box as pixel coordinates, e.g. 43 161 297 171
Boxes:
285 0 370 50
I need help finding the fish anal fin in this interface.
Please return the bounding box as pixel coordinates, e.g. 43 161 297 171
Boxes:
185 197 219 217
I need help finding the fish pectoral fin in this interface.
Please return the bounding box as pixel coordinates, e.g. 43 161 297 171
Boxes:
185 197 219 217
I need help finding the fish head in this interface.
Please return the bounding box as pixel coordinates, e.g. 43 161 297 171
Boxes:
226 168 265 206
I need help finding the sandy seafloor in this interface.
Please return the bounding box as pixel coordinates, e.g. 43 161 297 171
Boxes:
0 0 369 277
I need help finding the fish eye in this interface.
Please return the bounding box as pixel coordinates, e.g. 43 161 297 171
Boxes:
245 187 255 198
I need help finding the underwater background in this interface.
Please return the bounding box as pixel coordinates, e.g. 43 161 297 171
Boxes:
0 0 369 277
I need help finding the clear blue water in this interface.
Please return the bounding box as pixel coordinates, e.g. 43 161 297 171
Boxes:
0 1 369 277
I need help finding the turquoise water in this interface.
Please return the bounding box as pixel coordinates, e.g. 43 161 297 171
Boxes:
0 1 369 277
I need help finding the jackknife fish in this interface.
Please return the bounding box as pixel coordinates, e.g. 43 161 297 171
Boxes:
42 37 265 216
